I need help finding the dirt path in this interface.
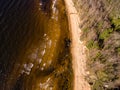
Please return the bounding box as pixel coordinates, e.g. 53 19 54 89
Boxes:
64 0 91 90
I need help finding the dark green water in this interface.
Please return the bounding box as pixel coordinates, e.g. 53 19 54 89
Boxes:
0 0 73 90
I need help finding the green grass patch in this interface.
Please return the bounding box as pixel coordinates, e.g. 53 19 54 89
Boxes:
117 47 120 52
97 71 108 82
83 28 89 32
92 80 104 90
93 52 106 63
86 40 99 49
111 18 120 31
99 29 113 39
97 21 103 29
112 18 120 27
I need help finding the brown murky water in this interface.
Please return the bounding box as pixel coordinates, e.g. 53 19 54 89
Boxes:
0 0 73 90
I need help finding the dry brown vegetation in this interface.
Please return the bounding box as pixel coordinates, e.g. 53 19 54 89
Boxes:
73 0 120 89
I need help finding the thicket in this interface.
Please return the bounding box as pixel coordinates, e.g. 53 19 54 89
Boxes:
73 0 120 89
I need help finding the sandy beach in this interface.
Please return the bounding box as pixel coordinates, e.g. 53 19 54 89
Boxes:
64 0 91 90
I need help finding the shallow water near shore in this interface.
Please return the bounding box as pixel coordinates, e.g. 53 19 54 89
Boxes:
0 0 73 90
